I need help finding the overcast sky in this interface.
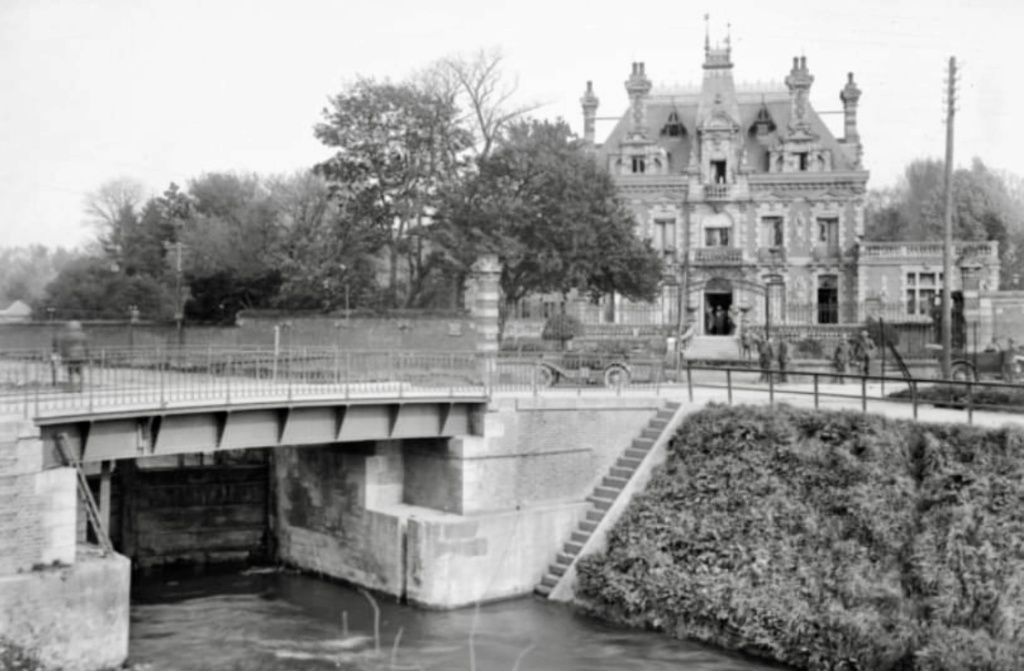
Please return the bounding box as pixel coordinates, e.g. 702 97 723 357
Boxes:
1 0 1020 249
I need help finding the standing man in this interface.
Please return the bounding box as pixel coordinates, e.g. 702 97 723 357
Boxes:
854 330 876 377
757 336 774 383
60 321 88 392
777 336 791 383
833 339 851 383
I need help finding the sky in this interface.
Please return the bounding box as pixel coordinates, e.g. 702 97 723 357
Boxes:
1 0 1021 250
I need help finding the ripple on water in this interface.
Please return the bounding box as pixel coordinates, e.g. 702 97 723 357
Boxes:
128 571 791 671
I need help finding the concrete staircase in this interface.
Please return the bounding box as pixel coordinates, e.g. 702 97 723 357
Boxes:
682 335 742 361
534 400 682 598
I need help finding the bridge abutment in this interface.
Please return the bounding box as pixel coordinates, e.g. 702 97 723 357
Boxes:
0 416 130 671
273 395 665 608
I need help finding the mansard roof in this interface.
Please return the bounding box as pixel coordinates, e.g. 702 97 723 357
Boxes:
596 87 859 174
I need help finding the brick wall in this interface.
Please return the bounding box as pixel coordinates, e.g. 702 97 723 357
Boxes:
0 418 76 575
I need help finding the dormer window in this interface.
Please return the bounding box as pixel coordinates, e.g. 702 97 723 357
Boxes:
661 111 686 137
631 156 646 174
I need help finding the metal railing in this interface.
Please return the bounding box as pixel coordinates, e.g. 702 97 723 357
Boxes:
2 348 1022 426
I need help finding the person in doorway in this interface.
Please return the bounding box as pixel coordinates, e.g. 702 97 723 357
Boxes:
60 320 88 392
832 339 851 383
757 336 774 383
705 305 715 335
713 307 727 336
776 336 791 383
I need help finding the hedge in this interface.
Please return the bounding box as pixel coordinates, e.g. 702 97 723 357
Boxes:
576 404 1024 670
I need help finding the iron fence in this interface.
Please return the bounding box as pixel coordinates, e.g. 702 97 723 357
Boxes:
1 347 1022 426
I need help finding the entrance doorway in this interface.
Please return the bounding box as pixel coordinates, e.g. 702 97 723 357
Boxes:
703 278 734 335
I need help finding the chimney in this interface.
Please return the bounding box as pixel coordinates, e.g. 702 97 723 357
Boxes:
624 61 653 138
580 80 600 145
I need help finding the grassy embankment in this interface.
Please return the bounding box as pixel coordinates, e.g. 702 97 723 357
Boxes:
576 404 1024 670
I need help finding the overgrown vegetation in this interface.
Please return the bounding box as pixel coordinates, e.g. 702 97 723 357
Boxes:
0 637 43 671
576 404 1024 670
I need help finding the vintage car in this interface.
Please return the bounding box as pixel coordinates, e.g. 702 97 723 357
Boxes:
927 344 1024 383
533 349 666 388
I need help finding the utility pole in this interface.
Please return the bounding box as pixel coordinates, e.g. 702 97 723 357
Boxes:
941 56 958 379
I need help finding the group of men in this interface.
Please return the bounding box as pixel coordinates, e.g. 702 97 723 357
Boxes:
739 329 877 384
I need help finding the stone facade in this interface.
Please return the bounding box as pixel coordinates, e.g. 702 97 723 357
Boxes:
582 35 1000 336
0 416 130 671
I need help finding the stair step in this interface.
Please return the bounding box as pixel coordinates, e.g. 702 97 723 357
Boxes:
571 530 590 544
616 457 641 469
557 552 576 565
579 520 598 533
665 401 681 410
649 419 668 430
609 466 633 480
602 476 628 489
631 437 655 449
564 540 584 554
624 447 648 460
540 574 559 587
641 428 660 439
550 563 567 577
593 486 619 500
586 497 612 511
585 510 605 523
534 584 552 597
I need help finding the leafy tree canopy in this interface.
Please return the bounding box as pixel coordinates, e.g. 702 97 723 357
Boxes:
434 118 664 330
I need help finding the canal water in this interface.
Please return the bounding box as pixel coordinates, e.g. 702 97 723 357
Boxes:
129 569 790 671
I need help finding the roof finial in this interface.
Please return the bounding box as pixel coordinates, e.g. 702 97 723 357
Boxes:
704 13 710 55
726 22 731 48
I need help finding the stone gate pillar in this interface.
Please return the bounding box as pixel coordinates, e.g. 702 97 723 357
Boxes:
466 255 501 385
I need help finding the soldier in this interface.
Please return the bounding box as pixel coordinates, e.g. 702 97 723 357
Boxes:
777 336 791 383
740 330 753 361
854 330 876 376
757 336 774 383
60 321 88 392
833 339 851 383
1002 337 1019 383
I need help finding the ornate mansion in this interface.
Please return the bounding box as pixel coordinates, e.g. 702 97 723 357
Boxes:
578 34 1000 344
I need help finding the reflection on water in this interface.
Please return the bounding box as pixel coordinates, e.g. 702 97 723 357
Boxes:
129 570 789 671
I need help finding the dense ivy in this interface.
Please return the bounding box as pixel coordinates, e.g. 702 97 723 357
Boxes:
576 404 1024 670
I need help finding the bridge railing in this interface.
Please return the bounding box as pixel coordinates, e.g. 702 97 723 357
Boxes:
2 348 1022 424
0 348 489 416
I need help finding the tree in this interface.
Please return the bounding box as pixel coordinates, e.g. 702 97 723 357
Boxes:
83 177 148 260
422 48 540 161
434 119 664 335
179 173 284 321
314 77 473 308
268 171 381 310
36 256 174 321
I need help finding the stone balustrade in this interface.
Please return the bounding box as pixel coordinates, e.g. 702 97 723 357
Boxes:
859 241 998 260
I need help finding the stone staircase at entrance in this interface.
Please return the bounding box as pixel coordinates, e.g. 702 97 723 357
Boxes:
682 335 742 361
534 400 682 599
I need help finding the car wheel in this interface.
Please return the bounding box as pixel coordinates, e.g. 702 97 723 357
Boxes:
603 366 630 388
536 365 557 387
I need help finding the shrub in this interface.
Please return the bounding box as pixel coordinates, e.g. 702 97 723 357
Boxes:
541 314 584 350
576 404 1024 669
